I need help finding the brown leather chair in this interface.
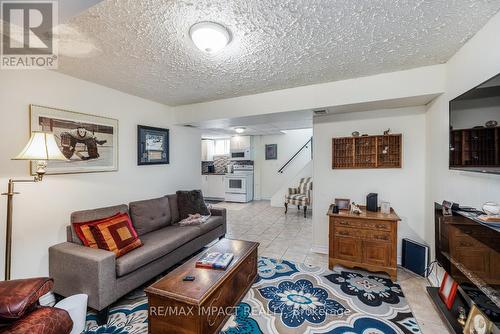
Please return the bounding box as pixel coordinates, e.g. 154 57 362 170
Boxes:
0 277 73 334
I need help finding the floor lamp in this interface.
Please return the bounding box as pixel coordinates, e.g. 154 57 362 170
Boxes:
3 131 67 280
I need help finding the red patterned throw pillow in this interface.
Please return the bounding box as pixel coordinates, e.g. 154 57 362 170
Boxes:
90 213 142 257
72 213 121 248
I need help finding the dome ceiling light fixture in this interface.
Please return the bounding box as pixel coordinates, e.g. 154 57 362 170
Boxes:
189 21 231 54
234 127 245 134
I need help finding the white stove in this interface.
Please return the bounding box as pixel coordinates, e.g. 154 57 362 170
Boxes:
224 165 254 203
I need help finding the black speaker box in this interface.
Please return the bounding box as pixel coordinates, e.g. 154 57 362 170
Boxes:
366 193 378 212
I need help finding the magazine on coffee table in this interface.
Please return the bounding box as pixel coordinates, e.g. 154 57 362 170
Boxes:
196 252 234 270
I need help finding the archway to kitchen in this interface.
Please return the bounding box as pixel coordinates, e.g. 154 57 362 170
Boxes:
191 110 323 266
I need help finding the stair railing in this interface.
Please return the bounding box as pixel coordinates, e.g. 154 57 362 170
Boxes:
277 137 313 174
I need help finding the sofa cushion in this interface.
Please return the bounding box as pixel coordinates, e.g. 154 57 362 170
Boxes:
90 213 143 258
72 213 122 248
115 224 202 277
129 197 171 236
70 205 128 245
199 216 225 234
166 194 180 223
176 190 210 220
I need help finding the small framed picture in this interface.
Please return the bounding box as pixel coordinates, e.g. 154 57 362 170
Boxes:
381 201 391 214
265 144 278 160
138 125 169 165
438 272 458 310
334 198 351 210
464 304 493 334
442 200 453 216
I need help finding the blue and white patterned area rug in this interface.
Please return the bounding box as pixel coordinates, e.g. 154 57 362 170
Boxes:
84 257 420 334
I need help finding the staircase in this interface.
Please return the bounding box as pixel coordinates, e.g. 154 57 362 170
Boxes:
270 160 313 207
269 137 313 207
278 137 312 173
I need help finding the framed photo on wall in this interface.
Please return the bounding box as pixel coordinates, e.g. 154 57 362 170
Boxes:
30 104 118 175
438 272 458 310
265 144 278 160
137 125 169 165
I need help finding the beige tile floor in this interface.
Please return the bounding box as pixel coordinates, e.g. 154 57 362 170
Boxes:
216 200 451 334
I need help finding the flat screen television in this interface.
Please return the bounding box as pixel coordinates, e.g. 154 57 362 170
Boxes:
449 73 500 174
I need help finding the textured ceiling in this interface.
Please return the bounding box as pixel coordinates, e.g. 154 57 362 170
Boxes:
57 0 500 106
195 110 313 137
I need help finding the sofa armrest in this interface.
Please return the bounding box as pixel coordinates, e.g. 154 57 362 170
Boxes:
209 207 227 235
0 278 53 321
210 206 226 219
3 307 73 334
49 242 116 311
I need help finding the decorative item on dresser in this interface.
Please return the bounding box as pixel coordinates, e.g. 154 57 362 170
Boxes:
327 205 400 280
3 131 67 280
332 133 402 169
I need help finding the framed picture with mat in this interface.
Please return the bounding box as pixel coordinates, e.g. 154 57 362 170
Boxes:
438 272 458 310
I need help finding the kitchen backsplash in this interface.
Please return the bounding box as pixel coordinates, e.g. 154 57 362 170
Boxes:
201 156 253 174
201 155 230 174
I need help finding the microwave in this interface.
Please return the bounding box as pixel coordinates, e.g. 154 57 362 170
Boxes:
230 148 251 160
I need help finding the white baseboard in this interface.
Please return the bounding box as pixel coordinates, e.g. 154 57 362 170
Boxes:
310 245 328 254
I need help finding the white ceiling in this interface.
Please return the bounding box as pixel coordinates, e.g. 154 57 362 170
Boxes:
57 0 500 106
195 93 440 137
196 110 313 138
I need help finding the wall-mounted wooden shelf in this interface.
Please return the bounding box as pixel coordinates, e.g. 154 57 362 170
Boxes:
332 134 402 169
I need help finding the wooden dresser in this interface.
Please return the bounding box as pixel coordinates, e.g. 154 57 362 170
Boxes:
328 206 400 280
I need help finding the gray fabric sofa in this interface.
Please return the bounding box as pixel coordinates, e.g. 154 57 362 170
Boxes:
49 193 226 318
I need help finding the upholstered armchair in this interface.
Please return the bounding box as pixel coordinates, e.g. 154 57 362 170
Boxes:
285 177 313 218
0 277 73 334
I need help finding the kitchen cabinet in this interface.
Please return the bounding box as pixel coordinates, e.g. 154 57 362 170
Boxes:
201 140 215 161
201 175 209 196
201 175 225 199
230 136 251 151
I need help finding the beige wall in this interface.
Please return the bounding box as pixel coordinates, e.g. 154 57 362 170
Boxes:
0 70 201 279
312 107 427 260
253 128 313 201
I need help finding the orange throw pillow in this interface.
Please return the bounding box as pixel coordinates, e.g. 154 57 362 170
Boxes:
90 213 142 257
72 213 121 248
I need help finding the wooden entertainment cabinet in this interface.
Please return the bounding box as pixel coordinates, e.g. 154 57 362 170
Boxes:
328 206 400 280
433 203 500 333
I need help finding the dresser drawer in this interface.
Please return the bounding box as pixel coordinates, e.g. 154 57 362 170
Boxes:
363 220 392 232
334 218 363 229
334 218 392 232
367 231 391 243
335 226 364 238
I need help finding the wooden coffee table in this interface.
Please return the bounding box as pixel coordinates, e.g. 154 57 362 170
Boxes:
145 239 259 334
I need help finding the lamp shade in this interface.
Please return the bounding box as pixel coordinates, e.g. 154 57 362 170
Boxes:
13 131 67 161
